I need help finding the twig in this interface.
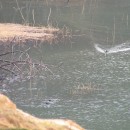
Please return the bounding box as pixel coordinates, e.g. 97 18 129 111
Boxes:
0 66 15 74
15 0 26 23
32 9 35 26
0 50 23 57
47 8 52 26
113 16 116 45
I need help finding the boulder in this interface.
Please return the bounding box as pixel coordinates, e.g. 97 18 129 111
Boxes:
0 94 85 130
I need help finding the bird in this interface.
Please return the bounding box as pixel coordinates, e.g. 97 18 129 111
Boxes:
94 44 109 54
105 50 108 54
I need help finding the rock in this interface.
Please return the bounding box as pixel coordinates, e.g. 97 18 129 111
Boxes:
0 94 85 130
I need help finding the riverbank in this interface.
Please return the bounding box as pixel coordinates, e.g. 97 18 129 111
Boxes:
0 94 85 130
0 23 65 45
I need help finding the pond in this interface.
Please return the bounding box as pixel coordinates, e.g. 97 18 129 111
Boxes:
0 0 130 130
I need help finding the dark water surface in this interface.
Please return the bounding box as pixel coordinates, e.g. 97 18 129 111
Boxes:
0 0 130 130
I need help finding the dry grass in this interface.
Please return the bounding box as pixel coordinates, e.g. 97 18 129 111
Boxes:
0 23 62 44
0 94 85 130
70 83 101 95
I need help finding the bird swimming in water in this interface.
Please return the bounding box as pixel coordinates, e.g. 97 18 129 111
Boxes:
95 42 130 54
105 50 108 54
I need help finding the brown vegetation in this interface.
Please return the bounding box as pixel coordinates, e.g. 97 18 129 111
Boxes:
70 83 101 95
0 23 64 45
0 94 85 130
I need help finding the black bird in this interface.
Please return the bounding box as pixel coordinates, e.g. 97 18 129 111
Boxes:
105 50 108 54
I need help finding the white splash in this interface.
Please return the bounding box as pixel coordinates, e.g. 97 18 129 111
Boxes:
94 44 107 54
94 42 130 54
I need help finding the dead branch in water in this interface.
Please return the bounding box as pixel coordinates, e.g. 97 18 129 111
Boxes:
0 49 57 84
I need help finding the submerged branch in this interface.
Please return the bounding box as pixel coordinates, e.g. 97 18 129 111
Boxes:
0 49 58 83
0 66 15 74
0 50 24 57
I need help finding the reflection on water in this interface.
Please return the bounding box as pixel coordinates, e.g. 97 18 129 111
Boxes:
1 0 130 130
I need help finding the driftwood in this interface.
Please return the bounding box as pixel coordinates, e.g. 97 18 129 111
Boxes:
0 23 65 45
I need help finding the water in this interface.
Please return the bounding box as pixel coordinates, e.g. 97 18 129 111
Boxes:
0 0 130 130
95 42 130 54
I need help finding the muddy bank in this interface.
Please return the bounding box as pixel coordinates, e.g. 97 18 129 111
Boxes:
0 94 85 130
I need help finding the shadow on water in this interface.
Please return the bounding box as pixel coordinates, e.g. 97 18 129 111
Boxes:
1 0 130 130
